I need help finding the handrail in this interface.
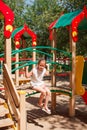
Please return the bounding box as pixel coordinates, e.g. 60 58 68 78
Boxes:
3 64 20 107
3 64 26 130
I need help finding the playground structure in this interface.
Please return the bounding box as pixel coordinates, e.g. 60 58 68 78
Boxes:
11 24 37 86
50 5 87 116
0 0 87 130
0 1 26 130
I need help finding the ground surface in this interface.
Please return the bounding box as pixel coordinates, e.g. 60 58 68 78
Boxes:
25 77 87 130
0 76 87 130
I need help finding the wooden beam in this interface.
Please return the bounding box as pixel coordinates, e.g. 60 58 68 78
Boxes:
69 39 76 117
15 48 19 86
4 38 11 73
51 29 57 112
4 78 20 120
18 91 26 130
3 64 20 107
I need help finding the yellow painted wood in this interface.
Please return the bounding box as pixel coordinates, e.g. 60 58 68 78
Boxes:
75 56 85 95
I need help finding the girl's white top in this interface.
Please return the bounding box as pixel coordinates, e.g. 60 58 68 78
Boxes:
30 67 46 87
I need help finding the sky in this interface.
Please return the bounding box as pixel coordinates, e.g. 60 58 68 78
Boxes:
25 0 34 5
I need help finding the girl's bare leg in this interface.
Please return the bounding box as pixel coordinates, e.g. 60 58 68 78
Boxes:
38 93 45 106
43 87 51 110
32 86 46 106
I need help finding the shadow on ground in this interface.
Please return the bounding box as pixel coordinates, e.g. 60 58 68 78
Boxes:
26 95 87 130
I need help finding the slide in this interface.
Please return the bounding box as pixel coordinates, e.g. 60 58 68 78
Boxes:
75 56 87 104
75 56 85 95
81 91 87 104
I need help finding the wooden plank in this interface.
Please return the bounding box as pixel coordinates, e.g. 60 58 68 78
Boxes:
0 105 9 117
0 98 5 105
4 78 20 120
50 87 71 91
0 118 14 128
75 56 85 95
3 64 20 107
18 91 26 130
51 29 57 112
1 128 14 130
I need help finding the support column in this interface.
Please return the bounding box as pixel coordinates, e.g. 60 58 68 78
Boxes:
32 47 36 68
4 38 11 73
15 48 19 86
18 91 26 130
51 29 57 112
69 38 76 117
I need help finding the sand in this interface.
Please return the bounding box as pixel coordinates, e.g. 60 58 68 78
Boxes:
0 76 87 130
26 78 87 130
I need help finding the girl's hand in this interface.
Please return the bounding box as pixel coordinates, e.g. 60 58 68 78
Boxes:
45 70 49 76
25 66 29 70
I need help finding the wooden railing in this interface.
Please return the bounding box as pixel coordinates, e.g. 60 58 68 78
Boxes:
3 64 26 130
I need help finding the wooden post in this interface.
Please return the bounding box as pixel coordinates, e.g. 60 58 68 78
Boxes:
4 38 14 114
18 91 26 130
4 38 11 73
69 38 76 117
15 48 19 86
32 47 36 68
69 26 72 89
51 29 57 112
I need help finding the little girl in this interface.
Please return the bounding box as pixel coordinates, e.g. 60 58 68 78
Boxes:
25 59 51 114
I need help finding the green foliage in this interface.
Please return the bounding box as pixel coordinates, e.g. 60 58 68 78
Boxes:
25 0 63 47
0 0 87 57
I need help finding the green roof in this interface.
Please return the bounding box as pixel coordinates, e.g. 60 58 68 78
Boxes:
11 26 23 38
53 10 82 28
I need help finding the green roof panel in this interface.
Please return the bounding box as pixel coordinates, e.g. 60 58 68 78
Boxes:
53 9 82 28
11 26 24 38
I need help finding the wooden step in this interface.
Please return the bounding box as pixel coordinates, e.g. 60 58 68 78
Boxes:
0 118 14 128
0 98 5 105
1 127 14 130
0 105 9 117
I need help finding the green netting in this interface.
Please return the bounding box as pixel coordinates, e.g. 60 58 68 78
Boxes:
53 9 82 28
11 26 23 38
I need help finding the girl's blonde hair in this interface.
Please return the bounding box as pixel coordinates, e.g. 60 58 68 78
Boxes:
38 58 46 65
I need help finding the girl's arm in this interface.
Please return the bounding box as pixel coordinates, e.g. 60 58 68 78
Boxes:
45 66 49 76
25 66 33 78
45 70 49 76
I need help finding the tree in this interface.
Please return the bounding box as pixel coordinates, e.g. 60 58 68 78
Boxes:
0 0 87 56
25 0 63 47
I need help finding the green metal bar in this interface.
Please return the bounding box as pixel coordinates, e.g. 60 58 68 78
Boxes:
25 89 72 97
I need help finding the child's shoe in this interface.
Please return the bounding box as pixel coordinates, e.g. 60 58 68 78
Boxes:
42 107 51 114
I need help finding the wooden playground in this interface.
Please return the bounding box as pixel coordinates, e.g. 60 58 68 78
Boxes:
0 1 87 130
